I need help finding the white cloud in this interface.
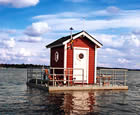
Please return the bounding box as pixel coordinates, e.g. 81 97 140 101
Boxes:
24 22 50 36
5 38 15 48
94 34 124 48
33 12 83 20
18 36 42 43
131 34 140 47
98 48 125 58
96 32 140 68
0 49 10 61
84 18 140 31
0 0 39 8
32 8 140 32
18 48 32 57
0 28 49 64
118 58 130 64
0 37 16 48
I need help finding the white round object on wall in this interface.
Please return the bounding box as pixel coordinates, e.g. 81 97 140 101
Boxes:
79 53 84 59
55 51 59 62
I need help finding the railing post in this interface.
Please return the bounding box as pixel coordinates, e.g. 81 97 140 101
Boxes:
113 69 114 86
27 69 28 83
53 68 54 87
124 70 126 86
36 72 37 85
100 69 102 86
41 68 42 85
114 70 116 86
64 68 66 84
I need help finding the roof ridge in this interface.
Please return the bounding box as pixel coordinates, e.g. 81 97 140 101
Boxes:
46 30 102 48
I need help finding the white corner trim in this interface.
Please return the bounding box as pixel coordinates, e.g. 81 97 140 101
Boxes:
64 44 67 68
50 48 51 67
64 44 67 84
94 45 97 84
63 31 102 48
73 32 84 39
63 32 84 45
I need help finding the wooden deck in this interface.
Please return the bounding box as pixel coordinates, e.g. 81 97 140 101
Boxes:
27 83 128 92
49 85 128 92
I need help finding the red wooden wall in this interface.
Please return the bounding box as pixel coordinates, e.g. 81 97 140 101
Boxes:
67 36 95 84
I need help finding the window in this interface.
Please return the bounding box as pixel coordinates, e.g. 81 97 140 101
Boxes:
55 51 59 62
79 53 84 59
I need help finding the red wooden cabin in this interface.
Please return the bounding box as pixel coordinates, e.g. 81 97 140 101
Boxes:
46 31 102 84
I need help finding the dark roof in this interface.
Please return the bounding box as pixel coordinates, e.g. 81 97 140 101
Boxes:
46 31 82 48
46 30 103 48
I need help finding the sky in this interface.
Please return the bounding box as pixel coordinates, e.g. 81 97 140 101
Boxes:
0 0 140 69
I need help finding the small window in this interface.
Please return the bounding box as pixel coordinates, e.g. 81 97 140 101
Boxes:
79 53 84 59
55 51 59 62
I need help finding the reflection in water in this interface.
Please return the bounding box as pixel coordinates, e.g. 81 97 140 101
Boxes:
24 88 130 115
61 90 129 115
62 91 97 114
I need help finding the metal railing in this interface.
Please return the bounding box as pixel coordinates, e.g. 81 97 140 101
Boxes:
97 69 127 86
27 68 128 87
27 67 85 87
47 67 85 87
27 68 44 85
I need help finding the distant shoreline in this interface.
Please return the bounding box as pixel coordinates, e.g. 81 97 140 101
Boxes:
97 67 140 71
0 64 139 71
0 64 48 68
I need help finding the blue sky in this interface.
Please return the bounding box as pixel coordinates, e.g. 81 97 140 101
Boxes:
0 0 140 69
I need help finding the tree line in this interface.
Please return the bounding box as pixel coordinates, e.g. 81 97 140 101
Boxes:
0 64 49 68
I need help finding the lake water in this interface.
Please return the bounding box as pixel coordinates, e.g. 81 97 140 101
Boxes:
0 68 140 115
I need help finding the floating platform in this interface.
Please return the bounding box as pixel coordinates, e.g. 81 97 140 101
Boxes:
49 85 128 92
26 68 128 92
27 82 128 92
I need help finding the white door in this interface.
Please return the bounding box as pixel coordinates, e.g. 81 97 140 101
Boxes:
73 47 89 83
